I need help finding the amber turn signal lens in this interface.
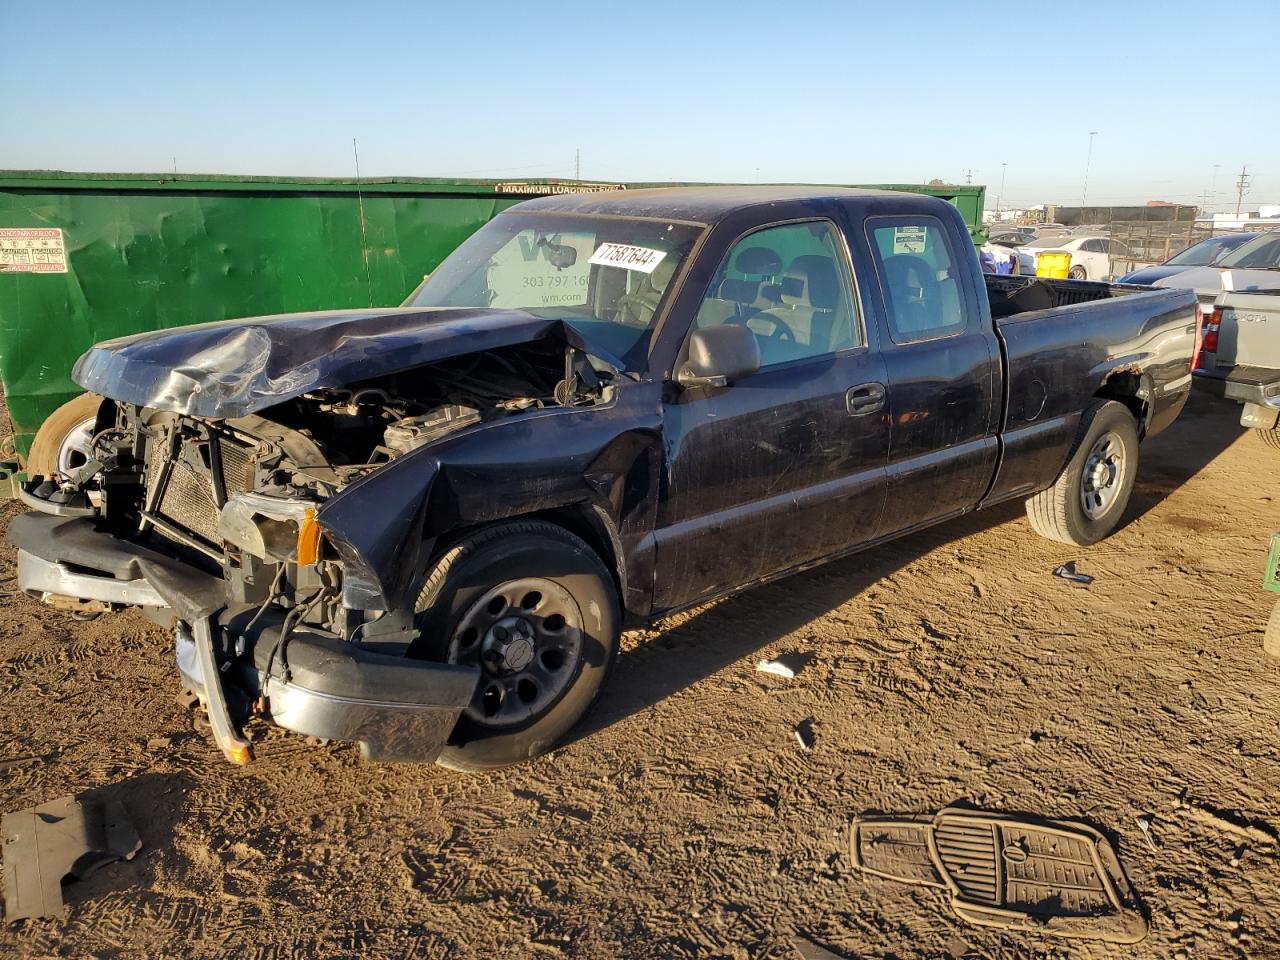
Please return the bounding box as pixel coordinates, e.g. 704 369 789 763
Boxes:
296 509 321 566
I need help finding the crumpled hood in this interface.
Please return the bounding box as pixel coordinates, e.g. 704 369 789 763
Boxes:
72 306 607 418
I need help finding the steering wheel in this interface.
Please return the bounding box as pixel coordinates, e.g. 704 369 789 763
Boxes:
731 308 795 342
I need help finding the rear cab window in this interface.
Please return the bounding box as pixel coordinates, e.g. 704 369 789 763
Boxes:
866 216 967 344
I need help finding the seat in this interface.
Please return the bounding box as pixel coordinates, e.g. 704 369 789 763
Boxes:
756 255 846 351
615 257 677 327
695 246 783 328
881 254 941 335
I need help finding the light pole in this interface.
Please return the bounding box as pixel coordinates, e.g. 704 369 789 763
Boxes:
997 162 1007 216
1081 131 1098 210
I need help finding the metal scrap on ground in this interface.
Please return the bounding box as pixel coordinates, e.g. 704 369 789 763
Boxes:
1052 561 1095 585
850 807 1147 944
2 795 141 922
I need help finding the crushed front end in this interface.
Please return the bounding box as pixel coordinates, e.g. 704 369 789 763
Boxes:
10 335 595 763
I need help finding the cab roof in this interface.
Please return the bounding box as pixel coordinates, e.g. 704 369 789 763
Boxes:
508 185 930 224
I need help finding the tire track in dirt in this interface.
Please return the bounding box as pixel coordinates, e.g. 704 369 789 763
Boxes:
2 393 1278 958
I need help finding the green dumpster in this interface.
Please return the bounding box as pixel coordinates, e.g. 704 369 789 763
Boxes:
0 170 984 460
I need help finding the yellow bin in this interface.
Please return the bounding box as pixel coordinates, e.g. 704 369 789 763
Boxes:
1036 250 1071 279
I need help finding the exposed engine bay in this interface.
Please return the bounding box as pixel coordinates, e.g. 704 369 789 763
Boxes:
25 339 616 644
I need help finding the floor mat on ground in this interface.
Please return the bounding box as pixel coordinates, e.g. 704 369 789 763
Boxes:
850 806 1147 944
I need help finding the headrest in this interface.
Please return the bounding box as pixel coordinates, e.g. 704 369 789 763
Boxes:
882 254 936 293
718 278 760 304
779 273 807 306
785 255 841 310
734 246 782 275
649 257 677 289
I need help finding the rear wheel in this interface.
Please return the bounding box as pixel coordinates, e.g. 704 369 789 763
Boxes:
412 520 620 771
1257 427 1280 450
27 393 103 477
1068 265 1088 280
1026 400 1139 546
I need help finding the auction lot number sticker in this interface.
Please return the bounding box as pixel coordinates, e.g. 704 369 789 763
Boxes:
1 228 67 273
589 242 667 274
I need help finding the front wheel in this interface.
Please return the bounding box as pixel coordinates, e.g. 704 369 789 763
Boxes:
1257 427 1280 451
27 393 104 477
412 520 620 771
1026 400 1139 546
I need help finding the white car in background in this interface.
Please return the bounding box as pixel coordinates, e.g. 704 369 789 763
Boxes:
1022 236 1131 280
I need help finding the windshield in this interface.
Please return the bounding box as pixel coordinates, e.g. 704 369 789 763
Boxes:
1165 234 1251 266
1216 231 1280 270
407 212 704 370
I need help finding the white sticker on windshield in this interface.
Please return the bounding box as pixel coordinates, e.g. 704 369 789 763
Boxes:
588 242 667 274
893 225 928 255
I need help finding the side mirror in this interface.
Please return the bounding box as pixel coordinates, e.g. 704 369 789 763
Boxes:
677 324 760 389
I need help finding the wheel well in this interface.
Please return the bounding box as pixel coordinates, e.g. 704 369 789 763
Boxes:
429 506 627 609
530 505 626 601
1095 371 1149 435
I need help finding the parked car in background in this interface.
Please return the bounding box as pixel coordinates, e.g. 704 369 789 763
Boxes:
1117 232 1256 285
1193 287 1280 449
1153 231 1280 302
1023 236 1131 281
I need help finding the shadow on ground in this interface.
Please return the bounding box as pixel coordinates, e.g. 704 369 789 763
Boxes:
578 391 1247 741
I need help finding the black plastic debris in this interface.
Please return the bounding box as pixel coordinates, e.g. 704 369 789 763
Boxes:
2 795 142 922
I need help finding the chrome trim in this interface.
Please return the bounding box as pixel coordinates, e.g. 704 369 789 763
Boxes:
17 550 166 607
266 680 464 762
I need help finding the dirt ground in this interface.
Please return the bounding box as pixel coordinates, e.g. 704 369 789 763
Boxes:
1 391 1278 960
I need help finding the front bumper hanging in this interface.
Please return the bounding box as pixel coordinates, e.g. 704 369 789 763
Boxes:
8 512 478 763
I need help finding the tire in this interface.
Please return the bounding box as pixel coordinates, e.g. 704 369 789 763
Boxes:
27 393 104 477
411 520 620 771
1026 400 1139 546
1068 265 1088 280
1264 602 1280 659
1257 427 1280 450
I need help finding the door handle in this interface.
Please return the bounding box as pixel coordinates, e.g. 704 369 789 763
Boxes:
846 382 886 417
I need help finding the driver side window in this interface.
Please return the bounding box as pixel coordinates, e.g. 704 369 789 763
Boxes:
695 221 860 368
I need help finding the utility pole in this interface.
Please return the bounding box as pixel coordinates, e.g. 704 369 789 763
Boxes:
1234 165 1251 217
963 169 973 185
575 148 580 181
1081 131 1098 209
997 162 1007 216
1210 163 1221 210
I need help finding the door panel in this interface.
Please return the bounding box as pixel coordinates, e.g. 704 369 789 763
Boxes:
862 214 1000 535
653 349 890 610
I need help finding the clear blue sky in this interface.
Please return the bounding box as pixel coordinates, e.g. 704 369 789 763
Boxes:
2 0 1275 211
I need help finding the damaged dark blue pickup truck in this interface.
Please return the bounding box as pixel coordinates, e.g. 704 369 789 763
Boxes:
11 187 1198 770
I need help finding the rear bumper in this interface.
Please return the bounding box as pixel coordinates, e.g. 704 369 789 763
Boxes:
9 512 477 763
1194 365 1280 408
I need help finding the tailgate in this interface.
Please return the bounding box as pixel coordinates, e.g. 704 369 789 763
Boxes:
1217 291 1280 369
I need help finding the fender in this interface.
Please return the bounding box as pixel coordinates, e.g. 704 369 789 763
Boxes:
316 384 664 615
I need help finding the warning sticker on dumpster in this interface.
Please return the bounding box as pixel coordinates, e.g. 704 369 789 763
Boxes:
588 242 667 274
893 226 928 255
0 228 67 273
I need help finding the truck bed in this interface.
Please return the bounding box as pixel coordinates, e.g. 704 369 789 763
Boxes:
985 274 1158 320
981 274 1198 506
